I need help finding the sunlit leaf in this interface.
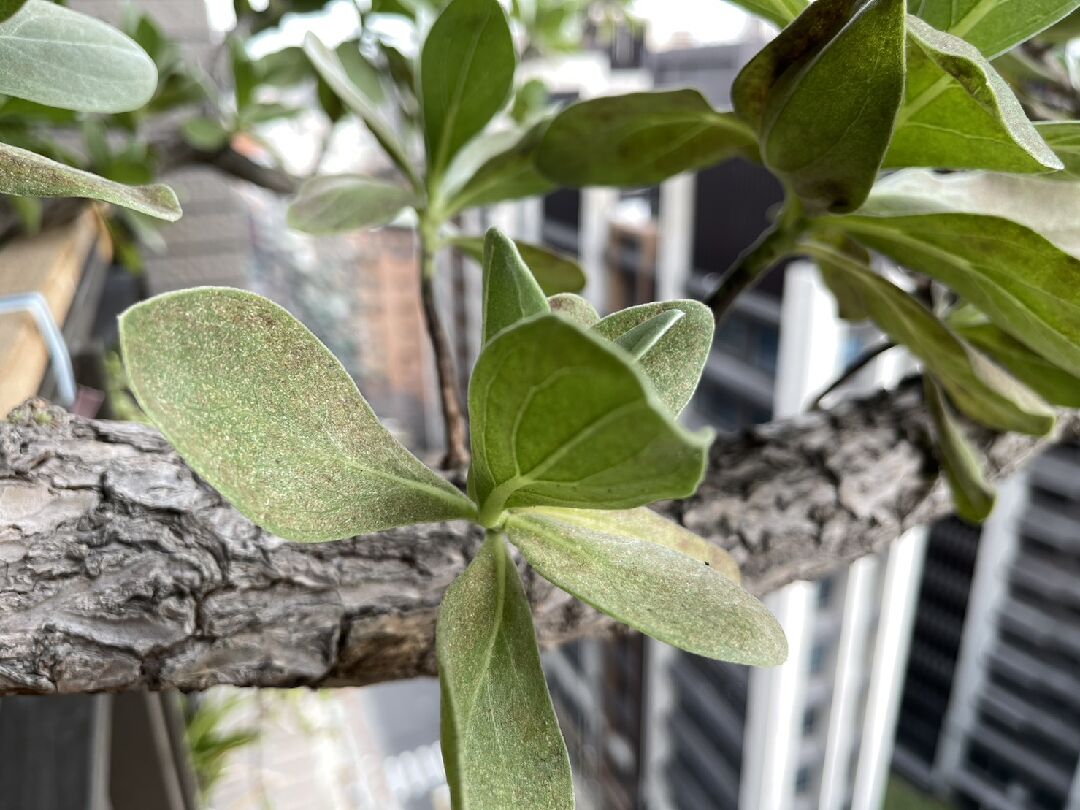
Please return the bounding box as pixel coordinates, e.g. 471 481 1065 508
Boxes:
438 532 573 810
421 0 516 180
884 18 1061 173
287 175 417 235
505 508 786 665
468 314 713 525
733 0 907 212
593 300 714 416
537 90 758 188
0 140 181 220
444 120 555 213
924 376 996 523
120 288 475 541
909 0 1080 58
0 0 158 112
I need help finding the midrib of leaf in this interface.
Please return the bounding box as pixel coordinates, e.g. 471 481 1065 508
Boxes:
847 219 1080 334
478 398 644 522
462 533 507 746
432 3 491 179
892 72 952 130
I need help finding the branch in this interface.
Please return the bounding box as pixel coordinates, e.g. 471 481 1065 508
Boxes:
1 390 1076 695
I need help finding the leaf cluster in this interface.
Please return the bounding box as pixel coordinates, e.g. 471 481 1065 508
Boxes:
119 230 787 810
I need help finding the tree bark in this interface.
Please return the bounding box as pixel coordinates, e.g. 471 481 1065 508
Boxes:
1 390 1076 695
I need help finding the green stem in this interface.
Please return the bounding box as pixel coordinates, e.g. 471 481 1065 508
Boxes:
418 213 470 469
706 196 808 322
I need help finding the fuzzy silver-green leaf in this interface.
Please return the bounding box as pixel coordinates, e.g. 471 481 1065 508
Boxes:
468 313 713 525
0 140 180 220
592 300 714 417
287 175 417 235
909 0 1080 58
0 0 157 112
437 532 573 810
120 288 475 542
453 236 585 295
505 508 786 665
479 228 550 344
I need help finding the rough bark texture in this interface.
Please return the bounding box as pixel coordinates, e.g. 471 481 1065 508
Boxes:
1 392 1076 695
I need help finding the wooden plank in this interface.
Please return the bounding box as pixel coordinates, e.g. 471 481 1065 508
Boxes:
0 212 100 415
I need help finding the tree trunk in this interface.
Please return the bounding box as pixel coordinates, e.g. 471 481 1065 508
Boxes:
1 390 1075 695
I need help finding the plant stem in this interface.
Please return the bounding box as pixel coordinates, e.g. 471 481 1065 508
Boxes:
810 340 897 410
419 217 470 469
706 197 806 322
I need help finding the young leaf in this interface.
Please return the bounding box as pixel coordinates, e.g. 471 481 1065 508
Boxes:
443 120 556 213
0 140 181 221
536 90 758 188
838 178 1080 376
612 310 684 358
910 0 1080 58
287 175 417 235
479 228 550 344
1037 121 1080 179
0 0 158 113
505 508 787 665
592 301 714 417
468 314 713 526
120 288 475 541
518 505 741 582
732 0 907 213
804 242 1055 435
304 34 418 188
884 18 1061 174
452 237 585 295
548 293 600 327
438 532 573 810
421 0 516 181
924 376 996 523
953 320 1080 408
725 0 808 28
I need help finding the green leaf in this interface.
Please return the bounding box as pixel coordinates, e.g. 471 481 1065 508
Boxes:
909 0 1080 58
120 288 475 541
725 0 808 28
505 508 786 665
884 18 1061 173
421 0 516 180
924 376 995 523
519 505 740 582
0 0 158 113
452 236 586 295
0 1 26 23
804 242 1055 435
733 0 906 213
468 314 713 526
444 120 556 213
230 36 257 112
287 175 417 235
593 300 714 417
479 228 550 344
548 293 599 327
182 117 230 152
1036 121 1080 179
0 140 181 221
816 239 874 321
536 90 758 188
952 320 1080 408
437 532 573 810
858 169 1080 257
838 187 1080 378
304 34 418 188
